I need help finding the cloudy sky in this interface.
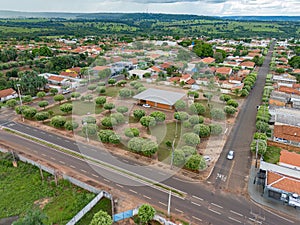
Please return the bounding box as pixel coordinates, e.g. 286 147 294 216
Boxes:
2 0 300 16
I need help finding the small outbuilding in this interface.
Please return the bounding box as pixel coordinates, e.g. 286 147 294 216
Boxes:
133 88 185 110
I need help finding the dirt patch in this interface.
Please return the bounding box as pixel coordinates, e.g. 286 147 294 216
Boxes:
34 198 52 209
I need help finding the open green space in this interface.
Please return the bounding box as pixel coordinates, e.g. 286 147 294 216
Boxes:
263 146 281 164
105 86 122 97
76 198 112 225
0 152 95 225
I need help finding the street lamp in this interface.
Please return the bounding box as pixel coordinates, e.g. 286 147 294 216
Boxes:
170 139 176 169
16 84 24 122
83 122 89 142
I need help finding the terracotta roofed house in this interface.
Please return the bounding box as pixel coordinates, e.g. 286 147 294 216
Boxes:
239 61 255 69
215 67 232 76
201 57 215 64
0 88 18 102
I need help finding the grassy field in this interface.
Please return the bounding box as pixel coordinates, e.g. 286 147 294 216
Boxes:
76 198 112 225
263 146 281 164
0 152 96 225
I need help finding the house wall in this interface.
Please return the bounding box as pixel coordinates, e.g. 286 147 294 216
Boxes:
145 101 173 110
0 93 18 102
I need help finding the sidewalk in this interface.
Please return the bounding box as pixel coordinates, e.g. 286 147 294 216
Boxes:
248 163 300 220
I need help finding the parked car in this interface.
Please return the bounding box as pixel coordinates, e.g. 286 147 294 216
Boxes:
203 155 211 162
227 150 234 160
142 104 151 108
275 137 288 143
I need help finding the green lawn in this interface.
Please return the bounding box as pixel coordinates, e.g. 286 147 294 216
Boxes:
76 198 112 225
47 101 104 116
150 122 182 162
193 99 225 118
105 86 122 97
263 146 281 164
0 153 95 225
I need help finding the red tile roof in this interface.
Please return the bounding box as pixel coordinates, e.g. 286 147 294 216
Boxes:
280 150 300 167
48 76 65 82
186 78 195 85
216 67 232 75
274 125 300 143
92 66 110 71
69 67 81 73
201 57 215 64
60 71 78 78
0 88 16 98
150 66 161 73
278 86 300 95
169 77 180 82
293 69 300 74
181 74 191 80
239 61 255 68
267 171 300 195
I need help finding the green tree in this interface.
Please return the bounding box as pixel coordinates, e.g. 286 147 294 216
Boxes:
183 132 200 146
174 100 186 110
13 209 48 225
84 94 93 102
128 137 145 153
250 139 267 155
219 94 231 102
190 103 206 115
187 91 199 99
227 99 239 108
103 102 115 113
256 121 269 133
185 154 206 171
36 91 46 99
211 108 226 120
138 204 156 224
22 107 37 119
203 92 213 101
60 103 73 114
87 84 97 92
108 78 116 86
240 89 249 97
133 109 146 120
119 88 133 98
109 134 121 144
71 92 81 100
51 116 66 128
95 96 106 106
50 88 58 96
116 106 128 114
53 94 65 104
141 140 158 157
98 68 111 79
174 111 189 121
101 117 117 128
64 121 79 131
173 150 186 167
35 112 50 122
22 95 32 103
82 123 98 135
150 111 166 122
124 127 140 138
224 105 237 115
89 210 112 225
6 99 17 108
193 124 210 138
253 132 267 141
96 86 106 95
38 100 49 110
209 124 223 135
140 116 156 129
15 105 29 114
110 112 125 124
189 115 204 125
181 146 197 157
98 130 115 143
82 116 96 124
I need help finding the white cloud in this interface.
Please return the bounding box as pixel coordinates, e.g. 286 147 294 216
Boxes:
1 0 300 15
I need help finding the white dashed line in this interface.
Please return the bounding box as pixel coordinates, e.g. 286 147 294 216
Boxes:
59 161 65 165
32 150 38 153
41 153 46 156
25 127 30 129
90 149 97 152
80 169 87 173
158 172 166 176
50 157 56 160
191 202 201 207
41 132 45 134
249 218 262 224
175 208 183 213
49 134 53 137
208 208 221 215
57 137 61 140
192 216 202 222
192 195 204 201
65 140 70 143
116 184 124 188
228 217 242 223
143 195 151 200
70 165 76 169
211 203 223 209
104 179 110 183
122 159 129 163
92 174 99 178
129 189 137 194
145 168 153 171
159 202 167 207
230 210 243 217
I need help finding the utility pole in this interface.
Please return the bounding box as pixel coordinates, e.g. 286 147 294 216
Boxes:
83 122 89 142
255 139 259 168
16 84 24 122
167 190 172 217
170 139 176 169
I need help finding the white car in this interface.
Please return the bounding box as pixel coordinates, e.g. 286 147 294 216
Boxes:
203 156 211 162
142 104 151 108
227 150 234 160
275 137 288 143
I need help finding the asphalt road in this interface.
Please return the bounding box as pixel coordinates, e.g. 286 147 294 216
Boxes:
208 42 275 194
0 130 297 225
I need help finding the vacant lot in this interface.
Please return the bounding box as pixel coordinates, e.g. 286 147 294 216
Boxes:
0 152 96 225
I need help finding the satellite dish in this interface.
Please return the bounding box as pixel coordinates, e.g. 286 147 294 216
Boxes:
292 193 298 198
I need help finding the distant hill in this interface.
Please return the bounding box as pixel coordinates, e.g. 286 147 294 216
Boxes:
0 10 80 19
222 16 300 21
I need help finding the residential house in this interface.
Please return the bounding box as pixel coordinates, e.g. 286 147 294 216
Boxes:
201 57 215 64
239 61 255 69
128 69 149 79
215 67 232 76
0 88 18 102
